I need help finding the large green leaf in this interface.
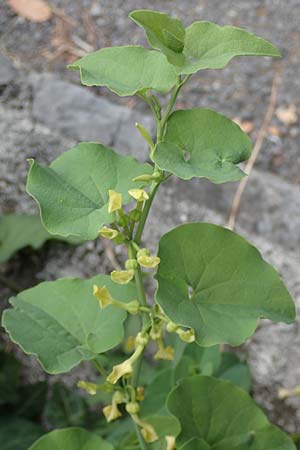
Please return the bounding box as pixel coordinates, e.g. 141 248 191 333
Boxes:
28 428 114 450
167 376 295 450
69 46 178 96
153 108 252 183
2 275 137 374
156 223 295 346
181 21 280 74
129 10 185 66
216 352 251 392
0 416 43 450
0 215 81 263
26 142 152 240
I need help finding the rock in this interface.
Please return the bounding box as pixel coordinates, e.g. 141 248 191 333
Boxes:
30 73 153 160
0 54 17 85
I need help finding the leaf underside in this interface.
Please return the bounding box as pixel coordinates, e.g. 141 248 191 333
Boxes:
2 275 137 374
155 223 295 346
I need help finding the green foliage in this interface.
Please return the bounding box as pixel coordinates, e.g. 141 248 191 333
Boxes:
153 108 252 183
1 7 295 450
28 428 114 450
167 376 295 450
156 223 295 346
0 214 81 263
69 46 178 96
2 275 137 373
26 143 152 240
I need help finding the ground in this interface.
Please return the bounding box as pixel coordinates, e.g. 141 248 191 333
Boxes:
0 0 300 435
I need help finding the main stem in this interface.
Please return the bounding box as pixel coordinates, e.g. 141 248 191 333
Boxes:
130 80 185 449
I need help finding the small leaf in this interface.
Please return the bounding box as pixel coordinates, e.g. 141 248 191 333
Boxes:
0 214 81 263
156 223 295 346
153 108 252 183
2 275 137 374
8 0 52 23
216 352 251 392
44 382 91 429
181 21 280 74
129 10 185 66
26 142 152 240
0 416 43 450
69 46 178 97
28 427 114 450
167 376 296 450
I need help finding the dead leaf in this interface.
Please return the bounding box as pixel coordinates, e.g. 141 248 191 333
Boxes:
8 0 52 23
233 117 254 134
276 104 298 126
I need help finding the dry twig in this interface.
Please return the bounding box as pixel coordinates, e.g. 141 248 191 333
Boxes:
227 66 281 230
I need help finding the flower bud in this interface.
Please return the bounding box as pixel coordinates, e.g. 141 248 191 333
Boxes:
135 332 150 347
126 300 140 315
128 189 149 202
108 190 122 213
135 122 154 150
99 226 119 240
93 285 113 308
125 259 138 270
111 270 135 284
133 173 157 182
129 209 141 222
166 321 179 333
126 401 140 414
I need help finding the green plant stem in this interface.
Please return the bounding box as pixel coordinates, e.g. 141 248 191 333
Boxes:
134 181 160 245
133 421 148 450
93 359 108 377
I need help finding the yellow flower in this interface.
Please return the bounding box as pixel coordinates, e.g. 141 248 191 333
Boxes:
124 336 136 352
107 335 147 384
93 285 113 308
177 328 195 343
99 226 119 240
111 270 135 285
103 391 124 422
77 380 98 395
166 436 176 450
137 248 160 269
108 190 122 213
154 345 174 361
128 189 149 202
131 414 158 443
136 386 144 401
103 403 122 422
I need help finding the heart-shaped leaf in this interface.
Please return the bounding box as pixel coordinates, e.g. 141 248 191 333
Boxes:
155 223 295 346
216 352 251 392
153 108 252 183
129 10 185 66
28 428 114 450
26 142 152 240
69 46 178 96
2 275 137 374
181 21 280 74
167 376 295 450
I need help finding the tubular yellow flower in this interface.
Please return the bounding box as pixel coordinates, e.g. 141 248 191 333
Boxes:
177 327 195 343
131 414 158 443
107 334 147 384
166 436 176 450
77 381 98 395
154 345 174 361
108 190 122 213
111 270 135 284
137 248 160 269
128 189 149 202
99 226 119 240
93 285 114 308
103 390 125 423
